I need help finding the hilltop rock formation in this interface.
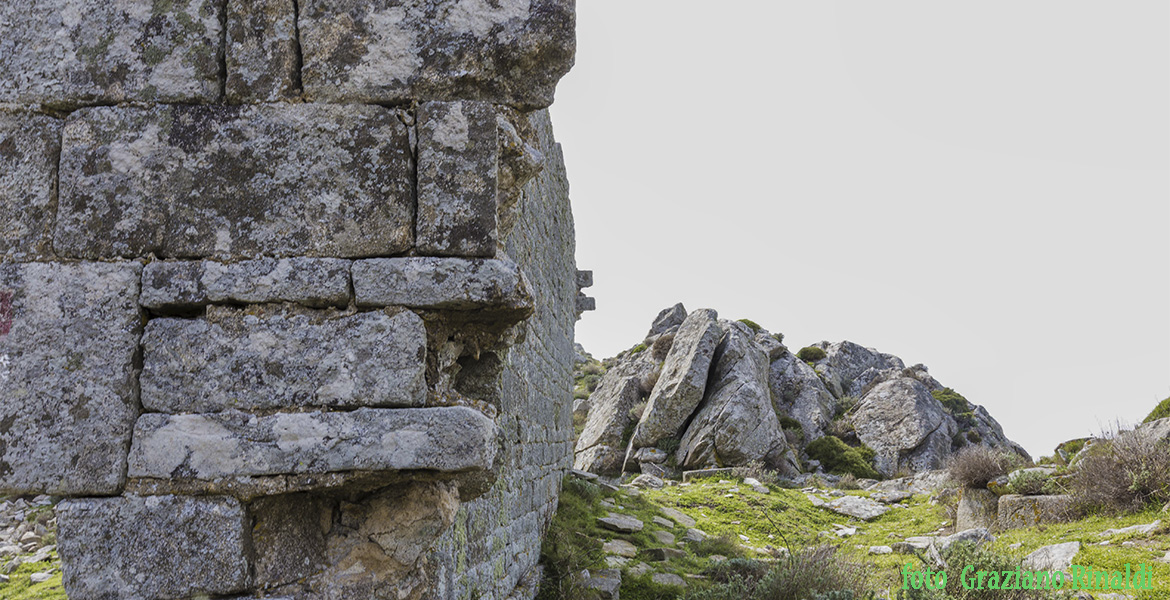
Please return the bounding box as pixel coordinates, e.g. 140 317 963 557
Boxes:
574 305 1027 478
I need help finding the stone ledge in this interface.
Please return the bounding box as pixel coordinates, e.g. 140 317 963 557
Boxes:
57 495 249 600
353 257 531 312
56 104 414 259
140 258 352 311
127 406 499 484
141 306 427 413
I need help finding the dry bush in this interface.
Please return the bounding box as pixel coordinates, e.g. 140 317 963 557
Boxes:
835 473 860 490
1068 428 1170 514
946 445 1017 488
731 460 780 485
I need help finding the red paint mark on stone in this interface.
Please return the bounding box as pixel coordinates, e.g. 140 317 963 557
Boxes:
0 291 12 338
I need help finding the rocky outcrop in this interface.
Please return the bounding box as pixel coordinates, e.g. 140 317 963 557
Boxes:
573 307 1024 482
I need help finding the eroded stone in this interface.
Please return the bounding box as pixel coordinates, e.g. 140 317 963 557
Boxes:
0 262 142 495
299 0 575 108
0 0 221 106
0 111 62 260
417 101 499 257
127 407 498 482
141 306 427 413
57 495 249 599
57 104 413 259
226 0 299 102
353 257 531 311
140 258 352 311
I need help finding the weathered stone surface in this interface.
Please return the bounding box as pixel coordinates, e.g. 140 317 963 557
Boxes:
0 112 61 260
57 104 414 259
632 309 722 449
0 262 142 495
810 340 905 398
647 303 687 338
0 0 221 106
603 539 637 558
251 494 331 587
661 507 697 529
934 528 993 553
574 350 659 475
770 351 838 440
226 0 299 102
354 258 531 311
956 487 999 531
1022 541 1080 573
998 494 1075 528
852 377 957 477
598 513 643 533
677 321 795 472
417 101 499 257
141 307 427 413
57 495 249 599
141 258 352 311
299 0 575 108
128 407 498 482
1133 417 1170 443
583 568 621 600
1101 520 1161 537
823 495 889 521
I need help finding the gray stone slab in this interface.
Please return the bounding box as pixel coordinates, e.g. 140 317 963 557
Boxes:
56 104 414 259
353 257 531 311
299 0 575 109
226 0 299 102
127 407 498 481
0 111 62 260
0 0 221 106
58 495 249 599
140 258 352 311
141 306 426 413
0 262 142 495
417 101 500 257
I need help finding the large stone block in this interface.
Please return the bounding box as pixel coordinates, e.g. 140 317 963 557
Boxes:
141 306 427 413
417 101 500 257
354 258 530 311
140 258 352 311
0 262 142 495
299 0 575 109
226 0 299 102
0 0 221 106
56 104 414 259
57 495 250 599
127 407 499 481
997 494 1075 529
0 111 62 260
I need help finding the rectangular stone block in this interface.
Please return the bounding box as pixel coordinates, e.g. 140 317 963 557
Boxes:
0 262 142 495
417 101 500 257
141 306 427 413
127 406 499 480
299 0 575 109
56 104 414 259
0 111 61 260
140 258 352 311
353 258 531 311
227 0 299 102
57 495 250 599
0 0 221 107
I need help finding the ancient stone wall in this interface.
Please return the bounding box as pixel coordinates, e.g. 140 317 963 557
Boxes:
0 1 581 598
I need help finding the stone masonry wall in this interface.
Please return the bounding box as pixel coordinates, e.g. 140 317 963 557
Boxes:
0 1 582 599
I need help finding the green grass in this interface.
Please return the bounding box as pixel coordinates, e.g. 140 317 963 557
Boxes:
0 552 67 600
1145 396 1170 423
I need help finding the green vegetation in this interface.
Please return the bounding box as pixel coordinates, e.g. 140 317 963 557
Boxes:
0 552 67 600
797 346 827 362
737 319 762 332
1067 431 1170 514
805 436 879 479
686 545 873 600
1144 396 1170 423
1006 469 1057 496
630 342 648 354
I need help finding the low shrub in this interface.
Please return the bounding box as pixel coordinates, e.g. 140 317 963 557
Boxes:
797 346 827 362
1067 428 1170 513
630 342 648 354
779 416 803 431
732 460 781 485
835 473 860 490
931 387 971 415
805 435 879 480
946 445 1017 488
1007 470 1053 496
1144 396 1170 423
737 318 762 332
657 436 681 456
685 545 872 600
899 541 1058 600
690 533 746 559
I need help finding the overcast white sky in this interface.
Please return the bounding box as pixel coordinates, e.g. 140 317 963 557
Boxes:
552 1 1170 459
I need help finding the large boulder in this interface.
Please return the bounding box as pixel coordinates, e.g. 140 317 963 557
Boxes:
770 352 838 441
646 303 688 338
956 488 999 531
676 321 797 472
573 350 659 475
808 341 904 398
851 377 957 477
631 309 722 449
998 494 1075 528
